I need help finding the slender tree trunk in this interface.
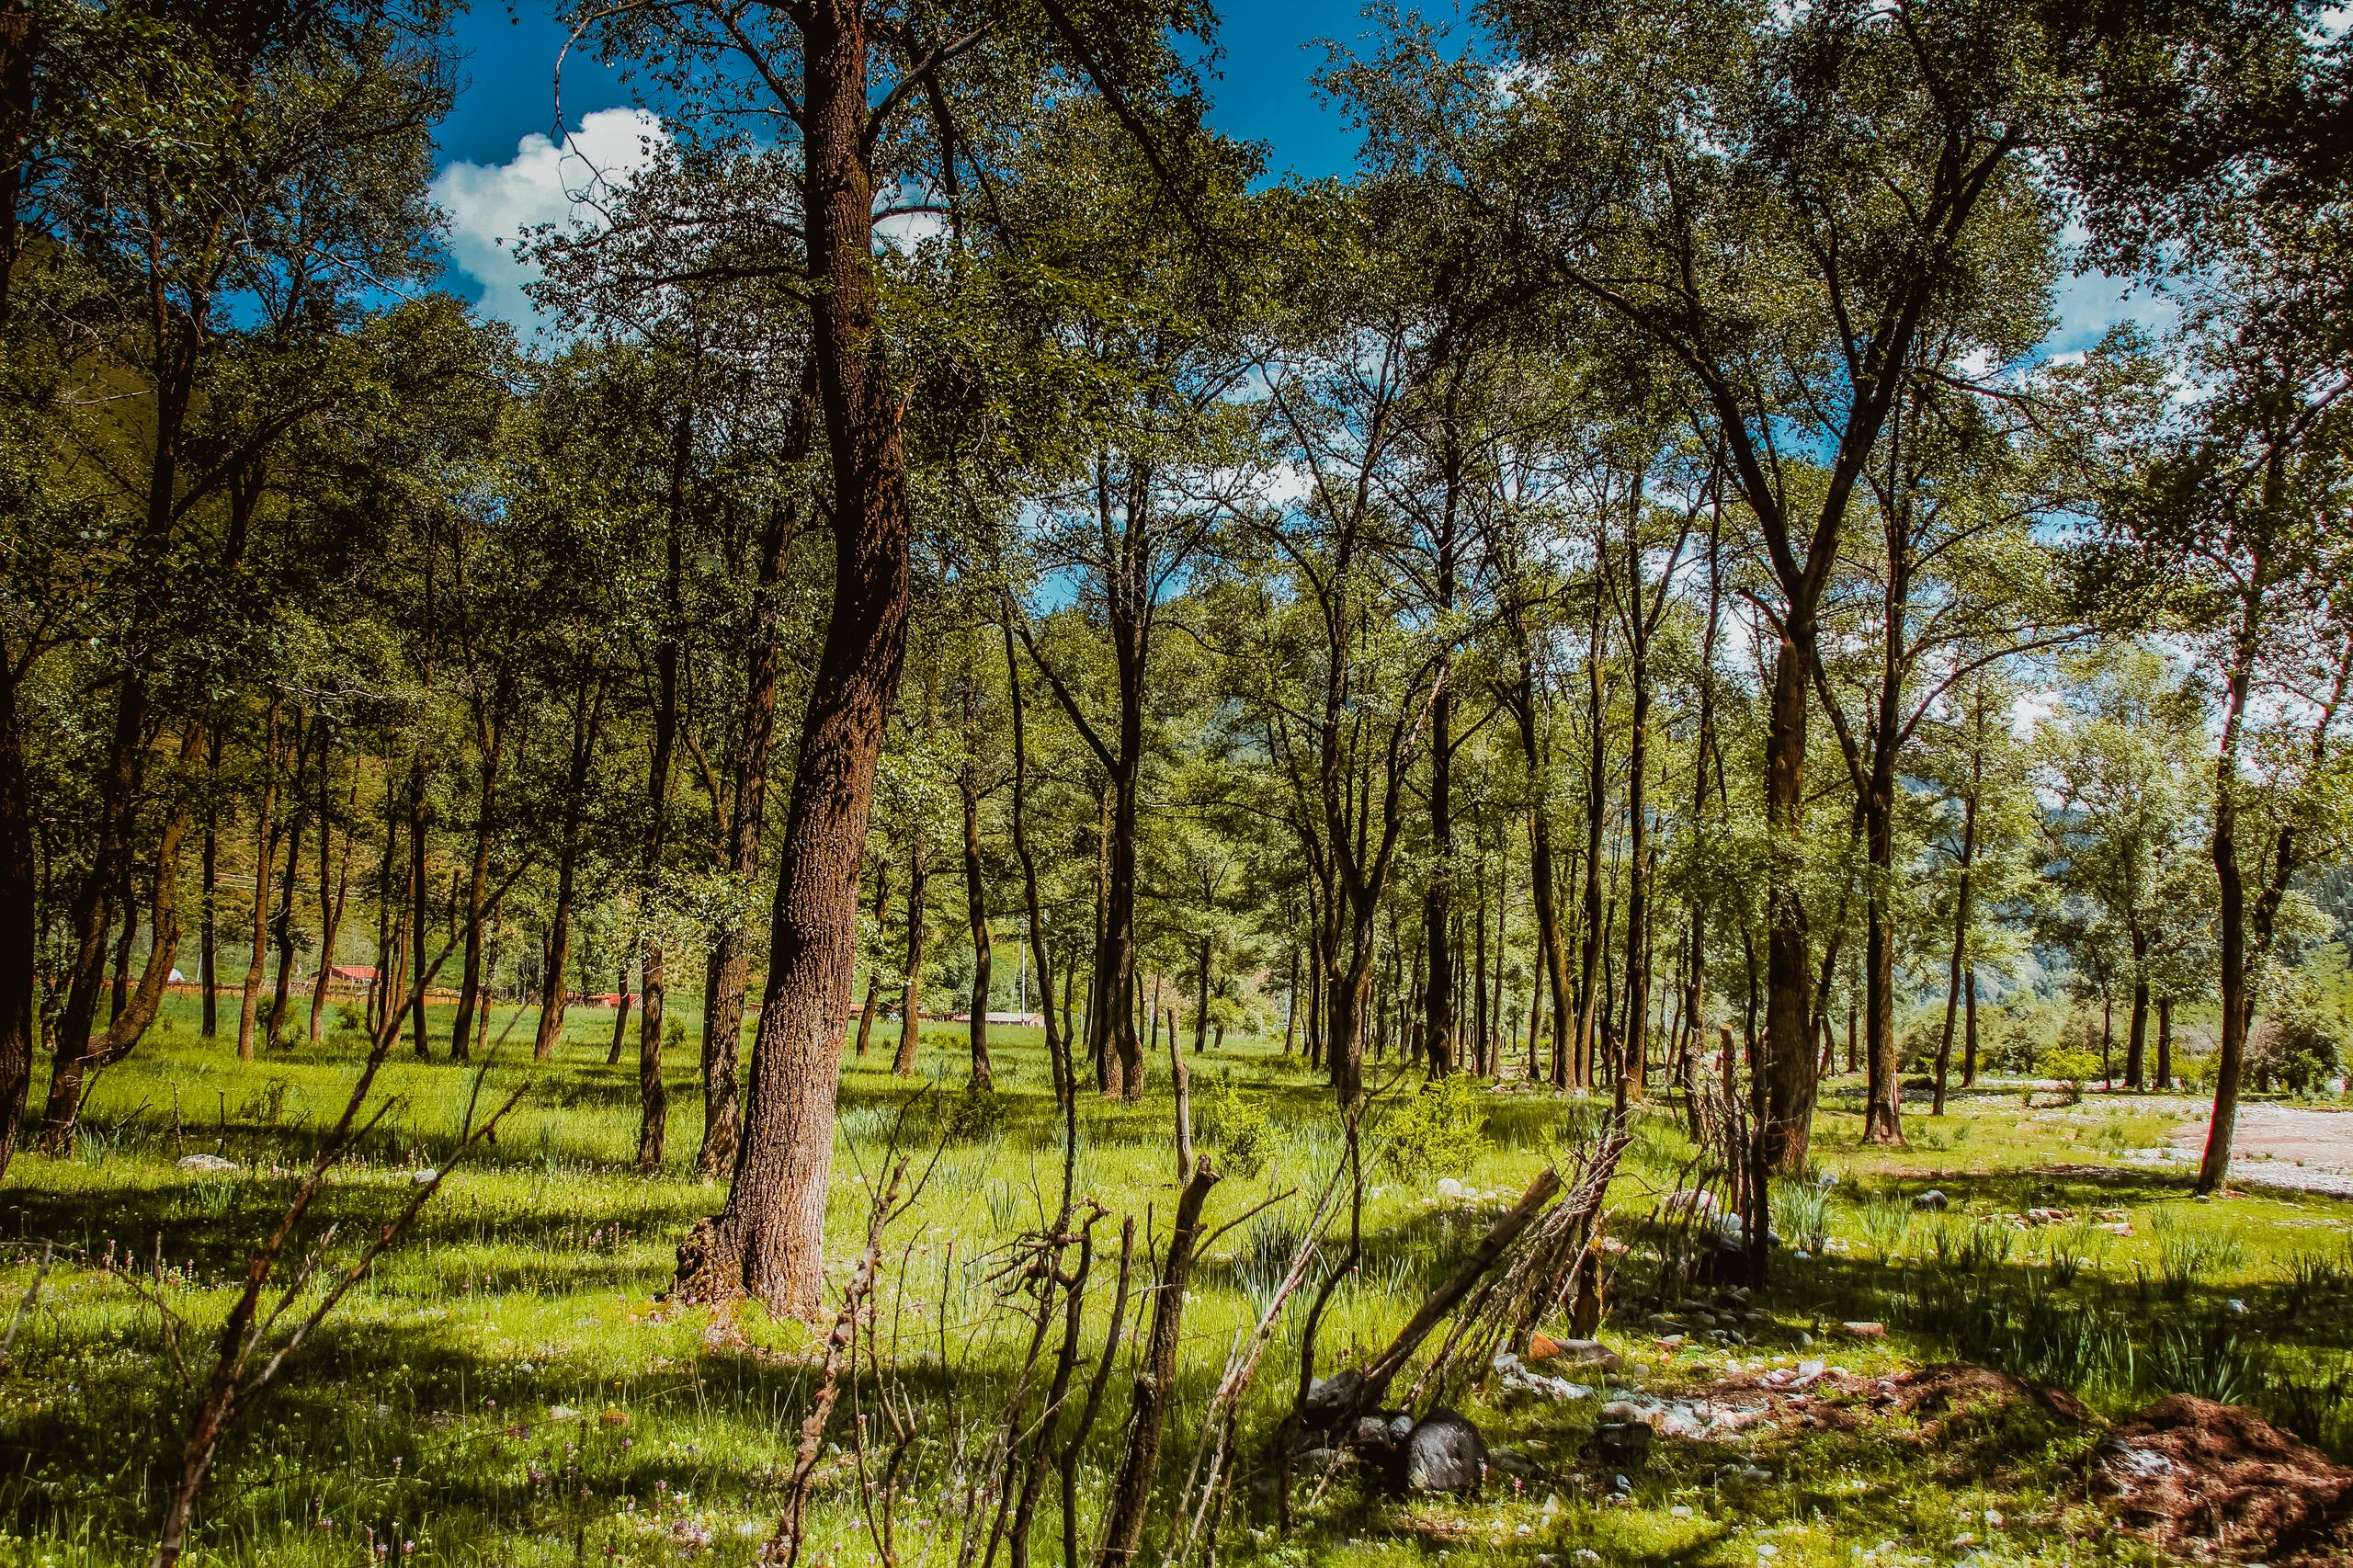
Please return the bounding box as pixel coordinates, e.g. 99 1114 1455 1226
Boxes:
200 726 221 1037
1002 622 1063 1104
0 653 36 1178
1191 935 1211 1056
1934 720 1980 1116
961 756 993 1090
310 752 352 1044
1962 965 1979 1087
451 690 508 1062
893 835 927 1076
266 721 310 1051
608 960 632 1065
536 681 603 1063
238 710 281 1062
1574 590 1608 1090
1860 745 1903 1143
852 854 891 1060
1097 1160 1219 1566
2156 995 2173 1090
2126 925 2149 1091
405 748 431 1060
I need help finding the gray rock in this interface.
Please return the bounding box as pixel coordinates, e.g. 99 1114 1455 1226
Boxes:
176 1153 236 1174
1402 1408 1488 1494
1913 1189 1949 1212
1294 1447 1347 1477
1592 1422 1652 1466
1487 1446 1540 1477
1302 1368 1364 1428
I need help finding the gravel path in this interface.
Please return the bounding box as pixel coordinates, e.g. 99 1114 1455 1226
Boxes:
2166 1103 2353 1199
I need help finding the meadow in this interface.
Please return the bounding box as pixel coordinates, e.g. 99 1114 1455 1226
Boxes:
3 993 2349 1568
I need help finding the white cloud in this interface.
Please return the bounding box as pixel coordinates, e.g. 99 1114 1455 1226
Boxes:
432 108 669 327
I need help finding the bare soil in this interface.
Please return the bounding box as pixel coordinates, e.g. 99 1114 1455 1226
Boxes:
2169 1104 2353 1198
2093 1394 2353 1564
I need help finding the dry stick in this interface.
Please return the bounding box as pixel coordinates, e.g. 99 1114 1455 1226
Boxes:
1172 1158 1348 1568
1276 1117 1364 1532
1349 1166 1562 1415
770 1158 913 1568
1098 1156 1220 1567
1007 1212 1098 1568
1061 1218 1135 1568
147 878 531 1568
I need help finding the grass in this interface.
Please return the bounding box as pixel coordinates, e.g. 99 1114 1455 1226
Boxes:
1 999 2349 1567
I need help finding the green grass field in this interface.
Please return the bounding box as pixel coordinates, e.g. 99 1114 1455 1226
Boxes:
3 993 2348 1567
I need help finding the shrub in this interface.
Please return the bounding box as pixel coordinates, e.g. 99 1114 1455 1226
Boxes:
941 1080 1007 1143
2251 985 2347 1096
2041 1045 2102 1090
1859 1194 1914 1263
335 1001 367 1034
1377 1074 1489 1179
1197 1073 1270 1178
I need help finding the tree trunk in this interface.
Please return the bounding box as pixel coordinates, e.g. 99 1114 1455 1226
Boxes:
681 2 916 1310
201 726 221 1037
961 755 993 1090
451 690 508 1062
1962 965 1979 1087
309 748 352 1044
700 398 805 1176
536 680 603 1063
2156 995 2173 1090
892 835 927 1076
266 721 311 1051
1574 588 1608 1090
405 748 431 1060
1860 744 1903 1143
607 960 632 1065
1933 721 1980 1116
1097 1158 1219 1566
2126 925 2149 1091
1761 630 1816 1174
1002 621 1063 1104
0 652 37 1179
237 712 282 1062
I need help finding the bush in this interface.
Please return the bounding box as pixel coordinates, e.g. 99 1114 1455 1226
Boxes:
2041 1044 2102 1089
1197 1074 1270 1178
941 1080 1007 1143
2252 985 2347 1096
1377 1074 1490 1179
335 1000 367 1034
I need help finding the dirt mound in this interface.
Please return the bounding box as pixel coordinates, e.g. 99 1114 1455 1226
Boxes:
1889 1364 2090 1426
2093 1394 2353 1564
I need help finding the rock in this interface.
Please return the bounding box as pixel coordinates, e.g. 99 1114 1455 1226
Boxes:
1816 1171 1840 1190
1913 1189 1949 1212
1302 1368 1364 1429
1600 1400 1643 1424
1401 1408 1488 1494
1528 1334 1621 1372
1645 1312 1681 1334
1671 1504 1694 1518
410 1167 439 1185
176 1153 236 1174
1294 1447 1347 1476
1593 1421 1652 1465
1437 1176 1467 1199
1838 1321 1887 1339
1487 1446 1540 1477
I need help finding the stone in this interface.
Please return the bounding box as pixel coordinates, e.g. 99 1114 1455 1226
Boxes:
1599 1400 1643 1424
176 1153 236 1174
1487 1446 1540 1477
1401 1408 1488 1494
1838 1321 1886 1339
1294 1447 1347 1476
1913 1189 1949 1212
1528 1334 1621 1372
1593 1421 1653 1465
1302 1368 1364 1428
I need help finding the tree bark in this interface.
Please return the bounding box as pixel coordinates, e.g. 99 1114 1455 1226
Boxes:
892 835 927 1076
238 711 282 1062
0 650 36 1178
961 744 993 1090
1761 630 1817 1173
1098 1158 1219 1566
1002 621 1063 1104
1934 725 1979 1116
536 678 604 1062
680 0 915 1315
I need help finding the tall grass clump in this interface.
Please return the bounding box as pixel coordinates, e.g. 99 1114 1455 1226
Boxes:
1770 1180 1832 1256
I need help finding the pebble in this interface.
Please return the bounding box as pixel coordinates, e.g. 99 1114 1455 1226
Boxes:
1671 1505 1694 1518
176 1153 236 1174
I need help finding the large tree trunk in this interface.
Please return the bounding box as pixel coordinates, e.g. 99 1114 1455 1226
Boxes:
1761 630 1816 1175
679 0 915 1315
892 835 927 1076
237 711 282 1062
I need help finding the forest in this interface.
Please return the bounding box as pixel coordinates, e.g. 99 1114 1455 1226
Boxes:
3 0 2353 1563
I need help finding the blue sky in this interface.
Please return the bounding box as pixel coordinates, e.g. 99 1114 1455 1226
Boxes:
428 1 2157 352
